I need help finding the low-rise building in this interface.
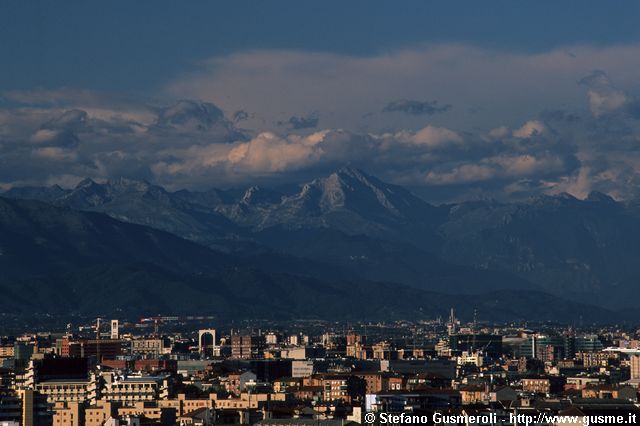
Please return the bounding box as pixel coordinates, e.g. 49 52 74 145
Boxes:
100 373 172 403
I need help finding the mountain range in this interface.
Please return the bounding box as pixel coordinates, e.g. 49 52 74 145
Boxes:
3 167 639 322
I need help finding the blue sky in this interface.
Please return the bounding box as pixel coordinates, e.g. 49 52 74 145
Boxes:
3 1 639 91
2 1 640 202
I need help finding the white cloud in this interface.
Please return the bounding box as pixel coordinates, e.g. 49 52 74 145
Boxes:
546 166 592 199
30 129 62 144
513 120 547 138
404 125 463 147
588 90 629 118
153 130 352 179
487 126 510 140
579 70 640 119
32 147 78 161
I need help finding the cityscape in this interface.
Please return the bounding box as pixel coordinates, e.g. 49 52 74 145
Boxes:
3 1 640 425
3 312 640 425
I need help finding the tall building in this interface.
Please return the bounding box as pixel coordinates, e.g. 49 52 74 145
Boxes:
0 388 21 424
631 355 640 380
16 389 50 426
130 338 167 356
14 343 34 362
56 337 123 360
447 308 458 336
573 335 603 354
231 335 265 359
346 333 366 358
27 357 89 387
110 320 119 340
265 332 279 345
520 335 603 360
346 333 366 346
18 388 33 426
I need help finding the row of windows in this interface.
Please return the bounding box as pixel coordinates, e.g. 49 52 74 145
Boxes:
107 384 158 389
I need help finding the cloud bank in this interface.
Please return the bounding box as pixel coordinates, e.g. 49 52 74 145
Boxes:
2 44 640 202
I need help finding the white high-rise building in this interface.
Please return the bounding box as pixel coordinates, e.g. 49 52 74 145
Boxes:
110 320 119 340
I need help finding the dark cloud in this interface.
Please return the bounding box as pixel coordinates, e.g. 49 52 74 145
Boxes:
382 99 451 116
278 113 319 130
46 109 89 130
155 100 226 131
0 96 249 189
233 110 250 123
27 110 90 149
150 100 246 143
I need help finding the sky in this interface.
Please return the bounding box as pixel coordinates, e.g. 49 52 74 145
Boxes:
2 1 640 202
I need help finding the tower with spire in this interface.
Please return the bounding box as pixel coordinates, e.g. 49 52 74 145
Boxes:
447 308 457 336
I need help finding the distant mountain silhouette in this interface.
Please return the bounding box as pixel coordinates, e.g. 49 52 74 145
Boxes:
3 195 620 322
6 167 640 310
